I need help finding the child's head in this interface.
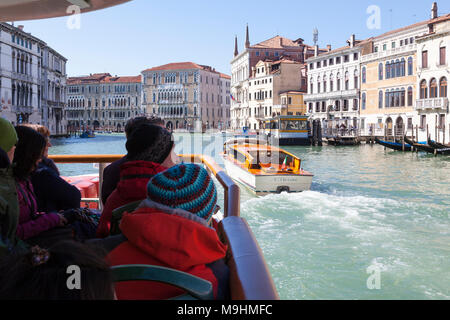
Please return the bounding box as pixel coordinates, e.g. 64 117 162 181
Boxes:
0 241 114 300
146 163 218 224
125 123 177 166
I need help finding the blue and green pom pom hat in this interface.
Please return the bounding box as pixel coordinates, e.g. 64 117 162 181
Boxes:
147 163 218 224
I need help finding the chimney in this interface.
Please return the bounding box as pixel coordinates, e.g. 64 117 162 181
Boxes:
314 45 319 57
280 37 283 46
327 44 332 52
348 34 356 48
431 2 438 19
18 25 24 30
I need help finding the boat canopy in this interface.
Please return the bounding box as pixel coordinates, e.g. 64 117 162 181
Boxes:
0 0 131 21
225 144 301 172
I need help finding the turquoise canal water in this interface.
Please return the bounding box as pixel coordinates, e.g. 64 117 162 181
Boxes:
49 133 450 300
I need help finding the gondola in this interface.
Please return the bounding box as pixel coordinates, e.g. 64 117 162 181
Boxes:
427 137 450 155
427 137 450 149
375 138 412 152
403 136 436 154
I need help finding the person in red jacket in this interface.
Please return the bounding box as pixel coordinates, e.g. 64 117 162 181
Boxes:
107 163 229 300
96 124 179 238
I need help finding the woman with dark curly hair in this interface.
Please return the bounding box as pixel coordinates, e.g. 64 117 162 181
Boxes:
12 126 68 243
22 124 81 213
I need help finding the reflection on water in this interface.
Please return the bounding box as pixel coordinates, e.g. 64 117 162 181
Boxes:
50 134 450 299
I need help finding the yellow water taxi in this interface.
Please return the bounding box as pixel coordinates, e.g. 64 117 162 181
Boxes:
222 139 313 195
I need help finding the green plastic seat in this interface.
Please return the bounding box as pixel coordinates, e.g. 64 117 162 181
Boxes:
111 264 214 300
110 200 143 235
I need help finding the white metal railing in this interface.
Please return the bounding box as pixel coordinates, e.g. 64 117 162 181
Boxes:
415 98 449 111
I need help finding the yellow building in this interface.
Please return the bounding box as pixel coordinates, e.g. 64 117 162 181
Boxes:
279 91 307 116
360 12 438 137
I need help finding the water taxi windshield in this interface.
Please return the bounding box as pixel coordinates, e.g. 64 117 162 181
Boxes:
280 120 308 131
248 150 296 168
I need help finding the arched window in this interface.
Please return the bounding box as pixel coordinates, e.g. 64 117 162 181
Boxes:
395 59 401 78
362 67 366 83
407 87 413 106
430 78 437 98
439 77 447 98
378 63 383 80
337 73 341 90
362 92 366 110
354 70 359 89
401 58 406 76
385 90 390 108
329 74 334 91
408 57 413 75
379 90 383 109
386 62 391 79
400 88 405 106
420 80 428 99
323 75 327 93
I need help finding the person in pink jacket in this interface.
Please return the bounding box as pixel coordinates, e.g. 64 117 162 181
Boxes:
12 126 67 242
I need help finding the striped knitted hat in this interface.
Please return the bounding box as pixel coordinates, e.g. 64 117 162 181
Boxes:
147 164 217 224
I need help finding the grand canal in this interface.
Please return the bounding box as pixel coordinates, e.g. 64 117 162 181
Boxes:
50 133 450 300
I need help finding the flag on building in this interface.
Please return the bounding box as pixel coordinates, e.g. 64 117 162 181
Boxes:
230 94 240 103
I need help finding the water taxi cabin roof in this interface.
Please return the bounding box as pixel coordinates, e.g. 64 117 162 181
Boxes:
230 144 300 160
0 0 131 21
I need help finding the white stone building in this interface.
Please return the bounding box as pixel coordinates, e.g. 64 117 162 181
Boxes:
0 23 67 135
40 46 68 135
415 8 450 142
304 36 365 133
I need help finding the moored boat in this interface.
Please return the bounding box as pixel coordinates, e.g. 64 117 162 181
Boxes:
403 136 436 154
222 139 313 195
375 138 412 152
426 137 450 155
80 131 96 139
427 136 450 149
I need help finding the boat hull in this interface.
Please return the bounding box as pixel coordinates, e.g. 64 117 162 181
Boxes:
223 158 313 195
375 138 412 151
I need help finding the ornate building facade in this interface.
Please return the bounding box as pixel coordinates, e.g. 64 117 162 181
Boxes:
0 22 67 135
67 73 142 132
141 62 230 131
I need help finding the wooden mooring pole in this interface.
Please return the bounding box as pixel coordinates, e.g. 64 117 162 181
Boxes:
443 124 446 145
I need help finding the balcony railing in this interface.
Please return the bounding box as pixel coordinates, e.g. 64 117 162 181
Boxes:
304 89 359 101
415 97 449 111
13 105 33 114
361 44 416 63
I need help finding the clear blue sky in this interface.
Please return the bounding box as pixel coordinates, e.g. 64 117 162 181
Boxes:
14 0 450 77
